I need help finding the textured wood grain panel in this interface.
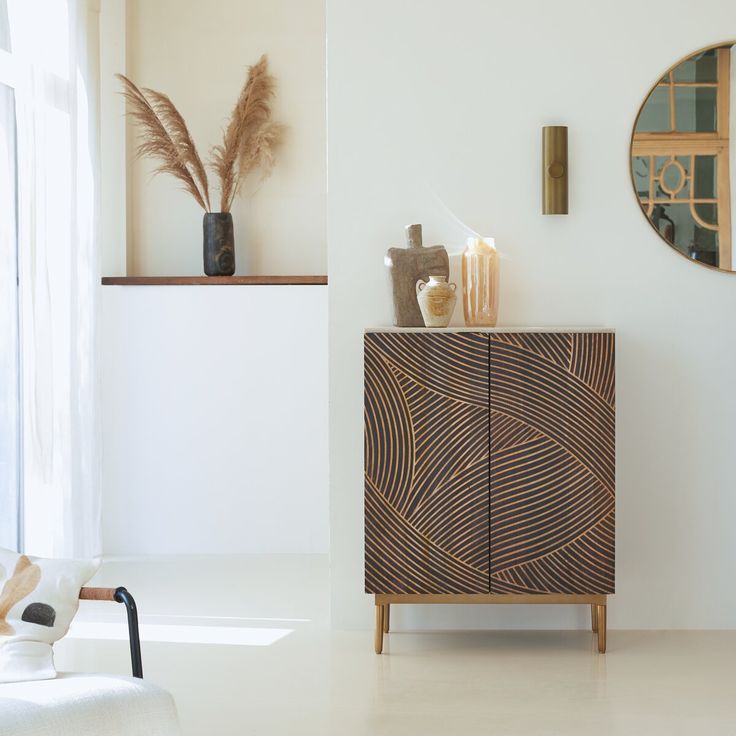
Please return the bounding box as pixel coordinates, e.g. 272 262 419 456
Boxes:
364 332 489 593
489 332 615 594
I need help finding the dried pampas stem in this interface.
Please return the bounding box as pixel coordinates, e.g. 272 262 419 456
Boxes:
144 88 211 211
237 121 285 185
118 55 282 215
210 55 282 212
117 74 210 211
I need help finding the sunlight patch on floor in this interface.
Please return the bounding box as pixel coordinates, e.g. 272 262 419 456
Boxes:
67 621 293 646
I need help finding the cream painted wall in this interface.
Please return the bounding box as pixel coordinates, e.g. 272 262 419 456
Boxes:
124 0 325 276
328 0 736 630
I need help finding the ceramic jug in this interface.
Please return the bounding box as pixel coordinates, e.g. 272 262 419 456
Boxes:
416 275 457 327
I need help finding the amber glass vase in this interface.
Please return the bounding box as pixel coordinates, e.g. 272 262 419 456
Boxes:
462 237 499 326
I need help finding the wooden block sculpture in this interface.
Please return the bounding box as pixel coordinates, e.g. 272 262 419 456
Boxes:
385 224 449 327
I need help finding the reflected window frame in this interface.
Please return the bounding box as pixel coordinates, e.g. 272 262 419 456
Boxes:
630 42 733 271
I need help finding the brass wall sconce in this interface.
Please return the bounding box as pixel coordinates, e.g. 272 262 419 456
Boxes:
542 126 568 215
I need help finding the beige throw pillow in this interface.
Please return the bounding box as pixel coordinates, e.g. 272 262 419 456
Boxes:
0 548 98 683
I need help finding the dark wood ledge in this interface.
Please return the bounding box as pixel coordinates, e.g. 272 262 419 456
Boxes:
101 275 327 286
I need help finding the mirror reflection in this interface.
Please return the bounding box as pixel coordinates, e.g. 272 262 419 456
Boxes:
631 43 735 271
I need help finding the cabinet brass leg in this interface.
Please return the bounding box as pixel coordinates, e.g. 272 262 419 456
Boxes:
374 604 384 654
596 605 607 653
383 604 390 633
591 604 598 633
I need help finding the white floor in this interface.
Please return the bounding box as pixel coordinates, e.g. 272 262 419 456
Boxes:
55 556 736 736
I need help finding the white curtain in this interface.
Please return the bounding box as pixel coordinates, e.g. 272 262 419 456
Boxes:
7 0 101 558
0 1 20 551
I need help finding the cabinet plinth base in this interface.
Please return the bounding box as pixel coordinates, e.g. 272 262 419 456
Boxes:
373 594 609 654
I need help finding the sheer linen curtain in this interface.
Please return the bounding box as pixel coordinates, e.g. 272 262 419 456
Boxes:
0 0 20 551
7 0 102 558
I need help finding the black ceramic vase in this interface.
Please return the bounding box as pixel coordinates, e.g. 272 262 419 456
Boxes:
203 212 235 276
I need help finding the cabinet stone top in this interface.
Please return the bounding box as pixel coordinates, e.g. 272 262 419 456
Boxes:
365 326 616 334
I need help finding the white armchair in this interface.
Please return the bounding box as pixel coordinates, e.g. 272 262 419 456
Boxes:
0 587 181 736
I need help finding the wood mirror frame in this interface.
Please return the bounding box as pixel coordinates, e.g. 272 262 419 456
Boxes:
630 40 736 273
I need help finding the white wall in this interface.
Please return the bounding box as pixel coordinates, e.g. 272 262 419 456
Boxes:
123 0 326 276
102 286 329 555
328 0 736 630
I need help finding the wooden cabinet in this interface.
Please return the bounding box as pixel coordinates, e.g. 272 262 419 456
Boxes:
364 329 615 653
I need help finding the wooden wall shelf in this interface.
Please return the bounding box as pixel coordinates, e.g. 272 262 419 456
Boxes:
101 276 327 286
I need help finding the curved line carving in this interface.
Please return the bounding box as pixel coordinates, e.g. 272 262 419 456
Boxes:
365 332 489 594
364 331 615 597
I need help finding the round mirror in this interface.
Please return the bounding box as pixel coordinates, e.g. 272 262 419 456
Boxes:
631 42 735 272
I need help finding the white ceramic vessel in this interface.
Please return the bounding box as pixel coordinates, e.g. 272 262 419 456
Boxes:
416 274 457 327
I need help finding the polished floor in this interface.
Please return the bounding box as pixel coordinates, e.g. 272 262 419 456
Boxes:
55 556 736 736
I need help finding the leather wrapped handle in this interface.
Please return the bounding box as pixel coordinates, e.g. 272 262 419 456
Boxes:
79 586 117 601
78 586 143 678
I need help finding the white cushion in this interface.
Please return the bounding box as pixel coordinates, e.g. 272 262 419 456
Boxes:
0 548 98 683
0 673 181 736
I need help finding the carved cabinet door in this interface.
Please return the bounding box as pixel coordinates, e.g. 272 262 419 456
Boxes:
364 332 489 593
489 333 615 594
